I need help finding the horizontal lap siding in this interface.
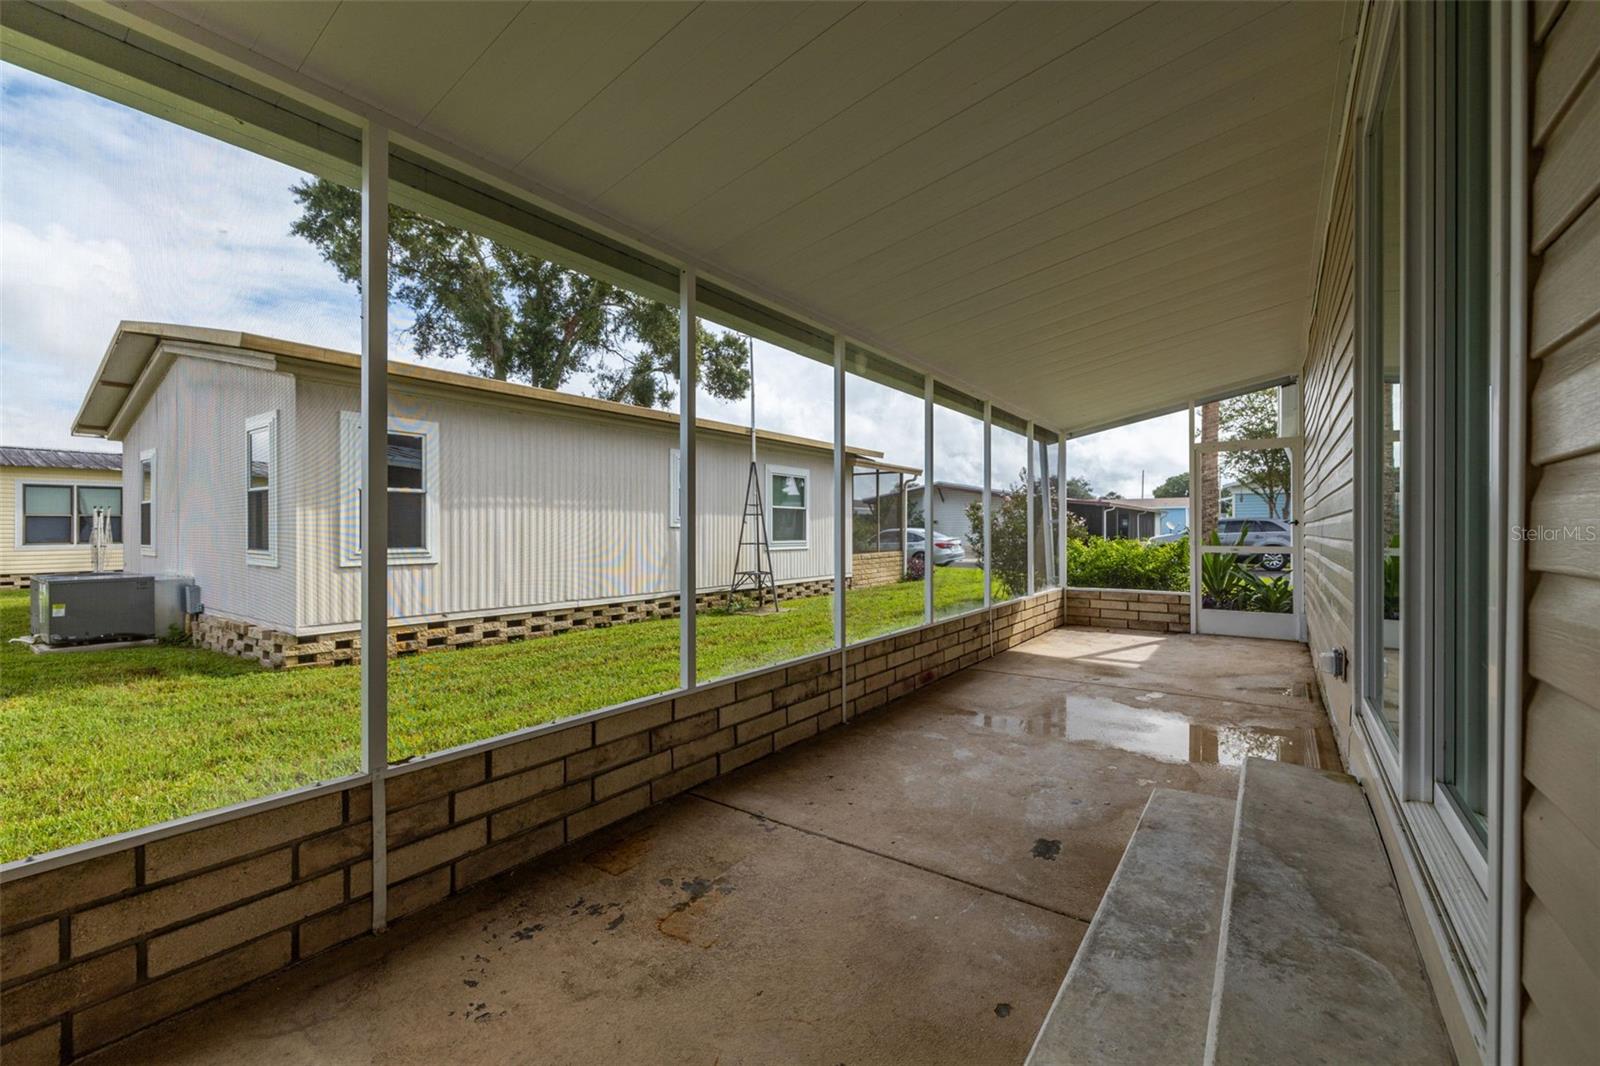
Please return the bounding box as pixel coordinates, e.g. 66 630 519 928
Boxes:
0 589 1064 1062
1299 121 1357 754
1523 5 1600 1061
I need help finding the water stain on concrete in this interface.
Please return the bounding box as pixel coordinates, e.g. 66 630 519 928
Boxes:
585 830 655 875
971 698 1316 768
1032 839 1062 861
995 1003 1013 1018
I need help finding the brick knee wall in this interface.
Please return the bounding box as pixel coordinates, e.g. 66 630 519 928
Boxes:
1064 587 1190 633
0 589 1065 1064
849 551 905 589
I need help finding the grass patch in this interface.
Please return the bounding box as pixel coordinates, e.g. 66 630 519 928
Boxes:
0 569 987 861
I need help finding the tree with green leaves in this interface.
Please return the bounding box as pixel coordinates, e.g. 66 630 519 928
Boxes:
1063 476 1095 499
964 471 1028 598
1152 472 1189 497
1217 389 1291 517
290 178 751 408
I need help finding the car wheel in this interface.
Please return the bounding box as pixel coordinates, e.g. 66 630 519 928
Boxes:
1261 552 1287 571
907 551 926 580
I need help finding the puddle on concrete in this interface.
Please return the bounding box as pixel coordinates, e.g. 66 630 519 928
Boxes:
970 696 1315 767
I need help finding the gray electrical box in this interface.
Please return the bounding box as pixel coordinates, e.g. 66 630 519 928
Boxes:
29 573 200 646
31 573 156 645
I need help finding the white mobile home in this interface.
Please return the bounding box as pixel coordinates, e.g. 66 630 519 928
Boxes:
73 323 860 664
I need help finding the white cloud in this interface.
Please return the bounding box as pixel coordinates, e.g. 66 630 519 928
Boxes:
0 61 1191 491
1067 411 1189 498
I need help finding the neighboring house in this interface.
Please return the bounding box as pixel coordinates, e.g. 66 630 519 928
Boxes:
929 481 981 545
1066 497 1161 540
72 323 873 665
0 445 124 588
1112 496 1189 536
1221 482 1291 520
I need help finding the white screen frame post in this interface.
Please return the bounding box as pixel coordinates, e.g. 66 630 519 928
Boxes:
924 378 935 626
833 337 848 723
678 269 698 693
359 122 390 932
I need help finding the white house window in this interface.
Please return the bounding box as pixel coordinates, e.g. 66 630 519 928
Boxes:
76 487 123 544
387 432 426 550
21 485 73 544
139 451 155 553
246 412 277 563
767 464 808 548
669 447 682 528
338 412 440 566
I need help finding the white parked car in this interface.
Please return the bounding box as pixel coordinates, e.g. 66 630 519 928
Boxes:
874 528 966 572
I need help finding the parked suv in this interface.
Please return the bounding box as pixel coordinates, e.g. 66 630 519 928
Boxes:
1216 517 1293 571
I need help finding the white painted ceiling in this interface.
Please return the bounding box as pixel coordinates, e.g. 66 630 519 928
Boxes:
151 0 1356 431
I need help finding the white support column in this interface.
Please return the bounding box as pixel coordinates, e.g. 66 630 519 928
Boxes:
359 122 389 933
982 401 992 611
923 378 934 626
833 338 848 721
1025 419 1035 595
1057 434 1067 595
679 269 698 692
1188 402 1199 635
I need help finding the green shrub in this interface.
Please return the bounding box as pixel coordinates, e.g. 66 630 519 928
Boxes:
1068 535 1189 592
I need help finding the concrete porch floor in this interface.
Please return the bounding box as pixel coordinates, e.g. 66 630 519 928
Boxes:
86 628 1335 1066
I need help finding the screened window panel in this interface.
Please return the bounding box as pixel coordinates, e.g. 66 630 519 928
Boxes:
25 516 73 544
387 433 424 489
771 506 807 544
388 491 426 550
247 490 270 552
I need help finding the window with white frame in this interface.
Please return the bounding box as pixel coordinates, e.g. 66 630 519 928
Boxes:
139 451 155 552
338 412 440 565
20 484 73 544
766 464 808 547
1354 0 1501 1015
245 412 277 562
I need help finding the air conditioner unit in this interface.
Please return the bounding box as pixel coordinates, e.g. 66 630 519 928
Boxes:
30 573 198 646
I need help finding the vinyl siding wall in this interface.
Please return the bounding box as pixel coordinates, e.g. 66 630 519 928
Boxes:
0 466 125 578
1300 96 1358 759
123 356 300 632
1521 2 1600 1060
295 378 839 631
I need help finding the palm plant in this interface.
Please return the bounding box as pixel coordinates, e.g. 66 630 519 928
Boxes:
1199 531 1248 609
1248 575 1294 613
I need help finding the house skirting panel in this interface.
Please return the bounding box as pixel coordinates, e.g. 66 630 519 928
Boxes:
0 589 1065 1064
194 578 843 669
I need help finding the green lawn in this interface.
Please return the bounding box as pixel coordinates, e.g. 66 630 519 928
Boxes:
0 569 987 861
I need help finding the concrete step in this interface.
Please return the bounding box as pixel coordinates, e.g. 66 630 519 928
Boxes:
1203 758 1453 1066
1026 789 1236 1066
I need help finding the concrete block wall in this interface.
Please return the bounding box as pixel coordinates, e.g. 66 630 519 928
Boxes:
0 589 1064 1063
1064 588 1190 633
191 578 837 669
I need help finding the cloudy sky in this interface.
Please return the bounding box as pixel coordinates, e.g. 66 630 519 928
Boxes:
0 61 1187 495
